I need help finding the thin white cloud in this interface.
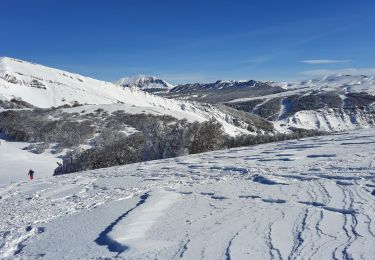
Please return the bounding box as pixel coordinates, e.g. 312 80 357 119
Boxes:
300 67 375 77
301 59 350 64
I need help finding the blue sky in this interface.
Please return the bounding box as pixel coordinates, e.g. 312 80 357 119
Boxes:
1 0 375 84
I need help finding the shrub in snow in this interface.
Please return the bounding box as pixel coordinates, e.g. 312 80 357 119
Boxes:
286 93 343 115
24 142 50 154
344 92 375 109
252 97 282 121
225 99 265 113
0 98 34 109
54 133 145 175
189 119 226 154
0 106 329 175
0 110 96 149
225 128 325 148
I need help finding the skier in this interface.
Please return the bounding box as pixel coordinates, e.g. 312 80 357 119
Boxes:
28 169 34 180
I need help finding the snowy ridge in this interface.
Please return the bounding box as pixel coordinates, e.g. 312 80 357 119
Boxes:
0 57 172 108
0 57 258 136
275 74 375 95
115 75 174 92
1 127 374 259
170 79 259 92
232 74 375 104
226 74 375 133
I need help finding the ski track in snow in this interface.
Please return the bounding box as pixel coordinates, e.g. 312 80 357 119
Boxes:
1 128 375 259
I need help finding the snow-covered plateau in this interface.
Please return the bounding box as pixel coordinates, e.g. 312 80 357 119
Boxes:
1 127 375 259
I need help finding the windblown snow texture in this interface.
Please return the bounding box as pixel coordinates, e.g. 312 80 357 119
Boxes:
0 127 375 259
95 193 149 254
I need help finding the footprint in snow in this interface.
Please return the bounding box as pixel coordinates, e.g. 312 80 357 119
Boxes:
200 192 215 196
25 226 45 234
188 165 205 169
37 227 45 234
178 191 193 195
306 154 337 158
275 153 295 157
252 175 287 185
258 158 295 162
299 201 356 214
262 198 287 204
323 207 356 215
211 195 228 200
336 181 353 186
299 201 326 207
239 195 261 199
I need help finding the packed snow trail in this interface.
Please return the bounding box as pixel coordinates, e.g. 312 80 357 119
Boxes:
0 128 375 259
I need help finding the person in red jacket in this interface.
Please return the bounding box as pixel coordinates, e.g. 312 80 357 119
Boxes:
28 169 34 180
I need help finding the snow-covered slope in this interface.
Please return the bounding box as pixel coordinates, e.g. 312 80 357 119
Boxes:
226 75 375 132
0 57 174 108
276 74 375 95
274 108 375 133
1 127 374 259
116 75 174 92
231 74 375 104
0 134 61 186
0 57 262 136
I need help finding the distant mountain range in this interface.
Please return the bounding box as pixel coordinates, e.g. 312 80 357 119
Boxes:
165 80 285 103
116 73 375 106
1 56 375 133
115 73 375 132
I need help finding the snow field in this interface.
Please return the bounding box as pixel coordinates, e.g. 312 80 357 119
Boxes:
0 127 374 259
